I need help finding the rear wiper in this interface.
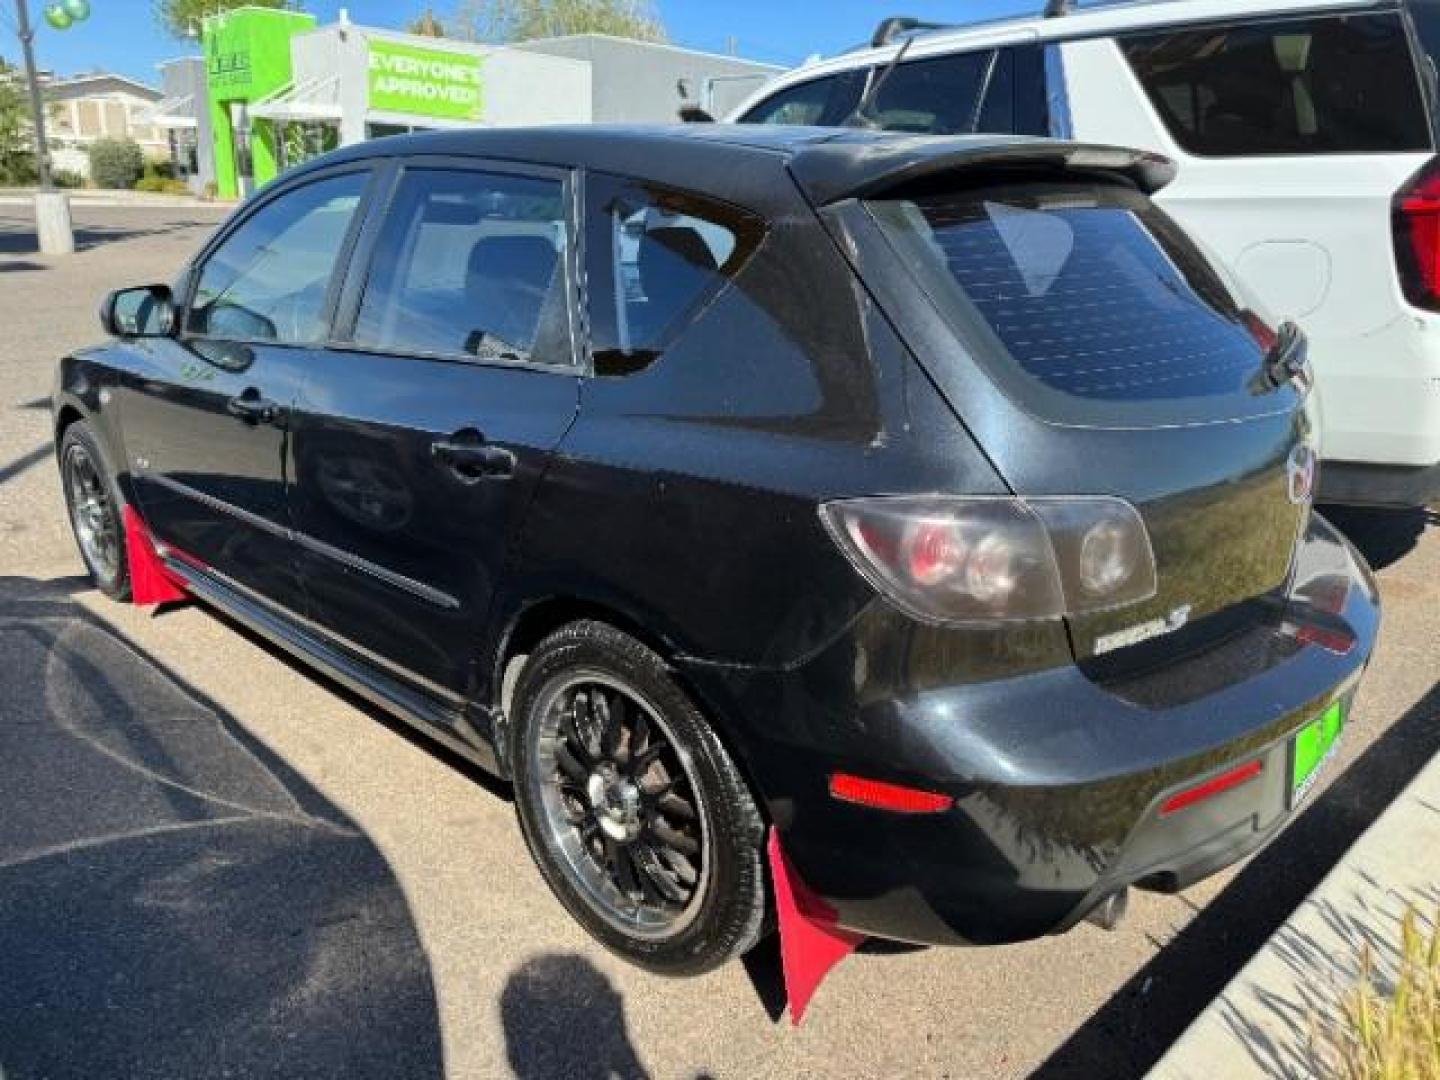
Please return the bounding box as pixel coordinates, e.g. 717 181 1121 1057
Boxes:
1250 320 1311 395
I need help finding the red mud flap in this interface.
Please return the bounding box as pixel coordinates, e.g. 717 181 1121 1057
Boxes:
122 506 187 606
767 829 865 1026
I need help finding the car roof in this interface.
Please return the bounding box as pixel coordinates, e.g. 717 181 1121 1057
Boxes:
290 123 1175 211
729 0 1390 116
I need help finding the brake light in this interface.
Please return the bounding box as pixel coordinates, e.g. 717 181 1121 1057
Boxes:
820 496 1157 624
1240 309 1278 353
1393 157 1440 311
1159 760 1264 817
829 773 954 814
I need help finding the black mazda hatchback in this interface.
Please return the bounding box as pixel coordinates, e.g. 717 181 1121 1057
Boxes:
54 125 1378 976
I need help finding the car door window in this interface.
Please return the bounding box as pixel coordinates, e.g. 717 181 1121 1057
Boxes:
352 168 572 366
976 44 1051 136
584 174 765 373
187 171 367 344
738 71 865 126
1121 13 1432 156
870 50 994 134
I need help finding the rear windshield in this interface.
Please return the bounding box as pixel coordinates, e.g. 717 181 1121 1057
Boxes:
869 180 1294 426
1121 12 1432 157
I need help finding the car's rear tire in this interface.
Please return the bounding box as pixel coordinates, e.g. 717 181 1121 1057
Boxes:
510 620 766 976
59 420 130 601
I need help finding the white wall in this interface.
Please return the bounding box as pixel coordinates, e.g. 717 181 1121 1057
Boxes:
286 24 592 145
482 47 591 126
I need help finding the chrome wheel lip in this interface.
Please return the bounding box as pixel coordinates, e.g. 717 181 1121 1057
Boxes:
64 444 119 583
530 669 711 941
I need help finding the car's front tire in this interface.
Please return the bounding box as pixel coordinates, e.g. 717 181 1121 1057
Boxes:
510 620 767 976
59 420 130 601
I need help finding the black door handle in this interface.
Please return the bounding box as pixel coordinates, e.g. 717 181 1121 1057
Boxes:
226 389 279 425
431 432 516 481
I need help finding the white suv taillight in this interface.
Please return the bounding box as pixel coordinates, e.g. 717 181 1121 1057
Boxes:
820 496 1157 624
1393 156 1440 312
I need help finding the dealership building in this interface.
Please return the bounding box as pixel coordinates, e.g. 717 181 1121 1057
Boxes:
141 6 780 199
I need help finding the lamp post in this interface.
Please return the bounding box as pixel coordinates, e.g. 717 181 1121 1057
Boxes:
15 0 53 190
11 0 85 253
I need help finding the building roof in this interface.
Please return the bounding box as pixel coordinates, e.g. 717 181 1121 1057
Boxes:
44 72 162 102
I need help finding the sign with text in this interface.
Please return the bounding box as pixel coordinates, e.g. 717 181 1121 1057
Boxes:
368 40 484 122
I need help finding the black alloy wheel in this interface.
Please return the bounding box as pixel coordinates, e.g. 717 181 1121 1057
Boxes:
60 421 130 600
511 621 766 975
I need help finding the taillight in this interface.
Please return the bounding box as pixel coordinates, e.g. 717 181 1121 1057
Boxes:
1240 309 1278 353
820 496 1157 624
1393 157 1440 311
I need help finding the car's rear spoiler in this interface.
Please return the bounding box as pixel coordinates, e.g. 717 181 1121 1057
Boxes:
787 134 1178 205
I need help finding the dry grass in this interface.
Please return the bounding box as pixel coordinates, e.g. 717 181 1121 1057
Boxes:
1320 907 1440 1080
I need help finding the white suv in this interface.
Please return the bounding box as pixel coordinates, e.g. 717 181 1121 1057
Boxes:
732 0 1440 506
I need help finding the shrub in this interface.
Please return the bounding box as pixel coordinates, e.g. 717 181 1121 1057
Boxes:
133 175 190 195
1317 906 1440 1078
87 138 144 189
52 168 85 189
0 150 38 186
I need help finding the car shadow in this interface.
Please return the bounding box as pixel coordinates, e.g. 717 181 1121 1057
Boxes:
1319 504 1438 571
0 575 444 1079
501 953 655 1079
1031 678 1440 1079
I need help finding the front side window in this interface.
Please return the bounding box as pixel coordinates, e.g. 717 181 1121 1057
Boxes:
187 171 367 343
584 175 764 373
1121 13 1432 156
353 168 572 365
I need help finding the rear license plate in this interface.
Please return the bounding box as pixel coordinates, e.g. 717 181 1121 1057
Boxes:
1290 700 1346 807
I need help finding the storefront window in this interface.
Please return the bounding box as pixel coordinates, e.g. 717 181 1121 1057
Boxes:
279 121 340 172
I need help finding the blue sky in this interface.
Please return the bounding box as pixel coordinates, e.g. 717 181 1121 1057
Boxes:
4 0 1035 85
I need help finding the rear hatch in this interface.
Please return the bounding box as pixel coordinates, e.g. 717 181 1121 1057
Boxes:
857 168 1312 663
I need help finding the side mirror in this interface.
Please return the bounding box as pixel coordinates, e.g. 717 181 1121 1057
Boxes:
101 284 176 339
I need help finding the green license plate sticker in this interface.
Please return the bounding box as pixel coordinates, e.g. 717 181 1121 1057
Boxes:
1292 701 1345 805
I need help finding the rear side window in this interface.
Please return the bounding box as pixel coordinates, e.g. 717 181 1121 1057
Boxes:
1121 13 1432 156
869 181 1288 425
584 174 764 373
353 168 572 365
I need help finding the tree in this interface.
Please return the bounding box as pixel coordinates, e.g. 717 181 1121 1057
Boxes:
408 8 446 36
0 56 36 186
445 0 665 44
152 0 301 41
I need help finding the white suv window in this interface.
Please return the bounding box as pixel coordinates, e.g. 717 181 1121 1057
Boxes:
1121 13 1432 156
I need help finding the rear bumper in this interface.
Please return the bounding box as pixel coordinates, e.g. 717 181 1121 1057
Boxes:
1319 459 1440 507
679 512 1379 947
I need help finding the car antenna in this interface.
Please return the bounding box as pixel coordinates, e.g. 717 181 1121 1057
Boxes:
843 28 921 128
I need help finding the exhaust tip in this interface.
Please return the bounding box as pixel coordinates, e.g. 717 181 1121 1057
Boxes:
1084 889 1129 932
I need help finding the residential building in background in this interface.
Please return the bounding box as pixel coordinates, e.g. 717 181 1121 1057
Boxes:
43 72 166 179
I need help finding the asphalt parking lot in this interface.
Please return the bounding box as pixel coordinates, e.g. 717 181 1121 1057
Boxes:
2 203 1439 1080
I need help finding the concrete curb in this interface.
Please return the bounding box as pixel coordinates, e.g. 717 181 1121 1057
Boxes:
0 190 235 210
1150 745 1440 1078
